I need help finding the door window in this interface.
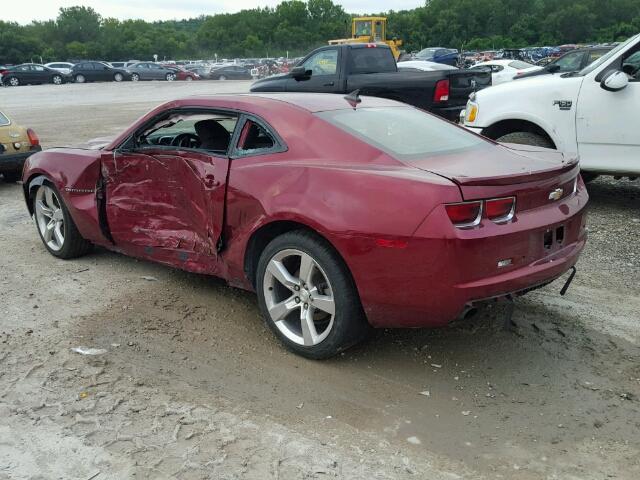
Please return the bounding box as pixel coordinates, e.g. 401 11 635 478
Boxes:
302 49 338 76
135 112 238 153
622 50 640 80
237 120 276 153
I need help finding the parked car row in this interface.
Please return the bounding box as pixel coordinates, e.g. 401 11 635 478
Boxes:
0 61 253 86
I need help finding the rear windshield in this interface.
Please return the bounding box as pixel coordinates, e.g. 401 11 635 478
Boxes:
0 112 9 126
317 106 487 160
509 60 535 69
348 47 396 74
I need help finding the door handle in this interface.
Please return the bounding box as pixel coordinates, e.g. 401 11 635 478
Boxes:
204 174 219 188
323 81 335 87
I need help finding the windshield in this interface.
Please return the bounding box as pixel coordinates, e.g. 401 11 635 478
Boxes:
579 34 639 76
317 106 487 160
417 48 438 59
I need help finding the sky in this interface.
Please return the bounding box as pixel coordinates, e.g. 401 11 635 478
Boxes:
4 1 424 24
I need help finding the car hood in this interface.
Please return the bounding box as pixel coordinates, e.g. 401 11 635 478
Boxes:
402 142 578 186
76 136 114 150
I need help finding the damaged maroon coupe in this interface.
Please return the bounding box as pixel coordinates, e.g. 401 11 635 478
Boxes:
22 93 588 359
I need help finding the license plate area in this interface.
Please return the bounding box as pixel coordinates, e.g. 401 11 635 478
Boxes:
543 225 565 250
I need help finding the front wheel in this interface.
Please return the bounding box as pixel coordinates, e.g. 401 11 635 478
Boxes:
256 230 369 359
165 73 176 81
114 73 123 82
218 75 227 81
33 183 91 259
494 131 554 149
131 73 140 82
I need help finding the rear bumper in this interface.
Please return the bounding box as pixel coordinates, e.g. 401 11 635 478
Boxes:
335 181 588 329
0 146 41 173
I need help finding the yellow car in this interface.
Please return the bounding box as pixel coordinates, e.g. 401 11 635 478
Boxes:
0 110 41 182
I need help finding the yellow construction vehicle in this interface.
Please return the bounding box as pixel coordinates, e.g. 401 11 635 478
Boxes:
329 17 403 60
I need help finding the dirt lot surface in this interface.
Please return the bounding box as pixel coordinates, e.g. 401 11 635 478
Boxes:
1 82 639 480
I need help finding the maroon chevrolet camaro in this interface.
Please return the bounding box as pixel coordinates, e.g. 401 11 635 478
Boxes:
22 93 588 358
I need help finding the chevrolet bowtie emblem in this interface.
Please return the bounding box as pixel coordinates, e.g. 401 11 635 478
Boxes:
548 188 563 201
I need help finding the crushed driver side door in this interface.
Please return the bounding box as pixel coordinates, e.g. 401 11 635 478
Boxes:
100 147 229 275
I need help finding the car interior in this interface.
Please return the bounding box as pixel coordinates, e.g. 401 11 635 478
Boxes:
136 112 276 154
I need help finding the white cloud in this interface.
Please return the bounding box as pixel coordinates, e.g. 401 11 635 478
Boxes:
4 0 424 24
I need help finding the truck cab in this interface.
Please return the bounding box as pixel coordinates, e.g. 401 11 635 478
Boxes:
464 33 640 181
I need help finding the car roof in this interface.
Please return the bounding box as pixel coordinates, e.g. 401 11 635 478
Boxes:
182 93 403 113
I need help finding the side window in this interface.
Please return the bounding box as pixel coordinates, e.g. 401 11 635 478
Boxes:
302 49 338 76
237 120 276 152
349 47 396 74
136 112 238 153
622 50 640 80
34 65 45 71
491 65 504 73
588 50 607 63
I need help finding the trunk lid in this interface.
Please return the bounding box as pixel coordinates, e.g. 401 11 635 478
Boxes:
404 143 580 210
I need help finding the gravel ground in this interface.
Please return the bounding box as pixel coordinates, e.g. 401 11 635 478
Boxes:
0 82 639 480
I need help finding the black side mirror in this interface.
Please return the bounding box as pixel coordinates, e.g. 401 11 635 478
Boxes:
291 66 311 80
547 64 561 73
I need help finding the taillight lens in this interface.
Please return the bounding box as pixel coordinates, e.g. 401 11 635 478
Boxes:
445 201 482 228
27 128 40 146
433 79 450 102
485 197 515 223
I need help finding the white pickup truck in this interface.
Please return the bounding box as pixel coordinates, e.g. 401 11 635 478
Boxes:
464 33 640 182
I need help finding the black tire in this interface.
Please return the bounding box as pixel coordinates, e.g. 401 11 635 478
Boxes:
580 172 599 183
2 172 21 183
32 182 92 259
495 131 554 149
256 230 370 359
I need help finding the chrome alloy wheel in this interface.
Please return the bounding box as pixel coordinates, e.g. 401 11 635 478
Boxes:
35 186 65 251
263 249 336 346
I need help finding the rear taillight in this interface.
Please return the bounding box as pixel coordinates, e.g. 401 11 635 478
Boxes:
485 197 515 223
27 128 39 146
445 201 482 228
433 79 450 102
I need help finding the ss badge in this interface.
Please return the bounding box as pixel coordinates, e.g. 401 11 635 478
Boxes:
548 188 564 201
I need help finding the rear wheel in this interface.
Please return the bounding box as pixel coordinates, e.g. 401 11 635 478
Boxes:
74 74 86 84
494 131 554 149
113 72 123 82
165 73 176 81
186 75 193 81
218 75 227 81
32 183 91 259
52 75 63 85
256 230 370 359
131 73 140 82
7 77 20 87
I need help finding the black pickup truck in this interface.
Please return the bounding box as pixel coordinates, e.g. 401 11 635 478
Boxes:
250 43 491 121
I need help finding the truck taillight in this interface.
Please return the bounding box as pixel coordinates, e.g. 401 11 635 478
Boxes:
485 197 516 223
434 79 450 102
445 201 482 228
27 128 40 146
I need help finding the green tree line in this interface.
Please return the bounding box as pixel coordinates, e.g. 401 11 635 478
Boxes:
1 0 640 64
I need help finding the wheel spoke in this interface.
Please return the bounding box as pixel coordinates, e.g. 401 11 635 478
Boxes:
35 200 53 218
298 253 315 286
300 306 318 346
44 221 55 242
311 293 335 316
269 296 298 322
268 260 299 291
44 188 55 209
54 223 64 247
